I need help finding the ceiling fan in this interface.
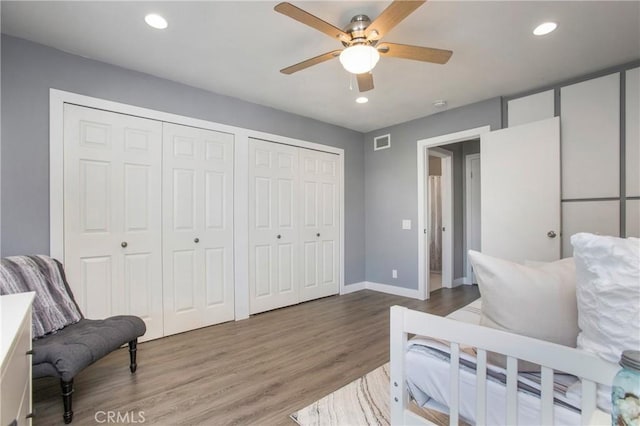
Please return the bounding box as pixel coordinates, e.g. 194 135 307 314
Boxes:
274 0 453 93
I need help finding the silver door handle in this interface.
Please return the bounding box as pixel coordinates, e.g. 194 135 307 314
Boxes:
547 231 557 238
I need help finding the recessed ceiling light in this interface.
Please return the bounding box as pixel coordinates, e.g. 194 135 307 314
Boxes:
433 100 447 108
145 14 168 30
356 97 369 104
533 22 557 36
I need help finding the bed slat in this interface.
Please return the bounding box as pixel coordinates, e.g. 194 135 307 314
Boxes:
449 343 460 426
476 349 487 426
580 379 597 425
506 356 518 425
540 366 554 425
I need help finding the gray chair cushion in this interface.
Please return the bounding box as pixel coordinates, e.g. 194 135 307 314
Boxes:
32 316 146 382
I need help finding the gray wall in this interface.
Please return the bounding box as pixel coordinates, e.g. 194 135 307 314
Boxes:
364 99 501 289
0 35 366 284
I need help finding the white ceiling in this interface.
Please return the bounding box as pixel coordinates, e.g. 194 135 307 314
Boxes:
2 1 639 132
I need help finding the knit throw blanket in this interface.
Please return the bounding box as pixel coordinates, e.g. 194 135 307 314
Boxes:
0 255 82 338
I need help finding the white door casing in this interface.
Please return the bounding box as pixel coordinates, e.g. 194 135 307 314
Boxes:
299 148 340 302
162 123 235 335
63 104 164 340
249 139 299 314
480 117 561 262
416 126 491 300
465 153 481 283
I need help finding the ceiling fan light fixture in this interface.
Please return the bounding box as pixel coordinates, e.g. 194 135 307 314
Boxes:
339 45 380 74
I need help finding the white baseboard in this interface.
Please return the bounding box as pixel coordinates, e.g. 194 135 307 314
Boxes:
452 278 465 287
340 281 423 300
341 281 366 295
452 277 475 287
364 281 423 300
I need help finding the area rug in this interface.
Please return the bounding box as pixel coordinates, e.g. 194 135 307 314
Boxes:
291 363 450 426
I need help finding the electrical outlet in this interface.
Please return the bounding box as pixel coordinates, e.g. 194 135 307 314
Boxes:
392 269 398 279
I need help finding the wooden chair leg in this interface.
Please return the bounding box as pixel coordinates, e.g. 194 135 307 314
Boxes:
128 339 138 373
60 379 74 424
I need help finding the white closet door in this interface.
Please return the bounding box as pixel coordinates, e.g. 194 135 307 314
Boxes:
249 139 299 314
162 123 234 335
299 149 340 302
480 117 561 262
63 104 163 340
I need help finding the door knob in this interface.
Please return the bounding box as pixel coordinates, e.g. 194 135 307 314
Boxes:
121 241 128 248
194 238 200 243
277 234 281 239
316 233 321 237
547 230 557 238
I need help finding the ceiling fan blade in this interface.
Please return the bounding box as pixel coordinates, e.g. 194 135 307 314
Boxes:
275 2 350 43
377 42 452 64
280 50 342 75
357 73 374 92
365 0 426 40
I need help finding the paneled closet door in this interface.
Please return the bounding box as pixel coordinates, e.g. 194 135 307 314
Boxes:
248 139 299 314
162 123 234 336
299 149 340 302
63 104 163 340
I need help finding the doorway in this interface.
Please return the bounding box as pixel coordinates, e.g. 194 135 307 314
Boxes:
416 125 491 299
426 149 452 293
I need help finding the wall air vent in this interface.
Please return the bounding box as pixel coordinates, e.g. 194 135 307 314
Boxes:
374 134 391 151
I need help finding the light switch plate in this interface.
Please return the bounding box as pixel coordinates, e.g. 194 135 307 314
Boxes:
402 219 411 230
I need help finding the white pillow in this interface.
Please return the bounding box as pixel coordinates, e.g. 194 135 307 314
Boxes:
571 233 640 364
467 250 579 370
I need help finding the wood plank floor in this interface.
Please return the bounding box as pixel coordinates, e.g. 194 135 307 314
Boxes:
33 286 479 425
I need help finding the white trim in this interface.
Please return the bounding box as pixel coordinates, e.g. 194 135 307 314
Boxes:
233 130 250 321
465 153 481 284
49 88 345 321
452 277 468 287
364 281 422 299
416 125 491 300
373 134 391 151
340 281 367 294
49 93 65 261
339 281 422 299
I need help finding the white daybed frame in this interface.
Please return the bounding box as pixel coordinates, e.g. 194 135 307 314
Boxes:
390 306 619 426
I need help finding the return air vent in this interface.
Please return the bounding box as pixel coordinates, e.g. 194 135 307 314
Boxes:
374 134 391 151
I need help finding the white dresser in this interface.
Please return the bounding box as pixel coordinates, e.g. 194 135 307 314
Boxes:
1 292 35 426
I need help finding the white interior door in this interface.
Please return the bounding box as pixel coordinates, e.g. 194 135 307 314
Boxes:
162 123 234 335
63 104 163 340
480 117 561 262
299 148 340 302
465 153 481 283
249 139 299 314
